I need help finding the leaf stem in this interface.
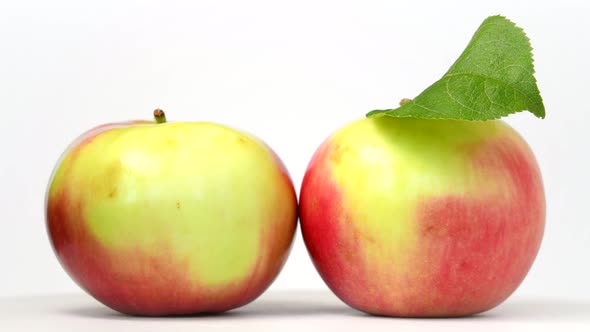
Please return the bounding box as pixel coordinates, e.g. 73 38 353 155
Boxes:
399 98 412 106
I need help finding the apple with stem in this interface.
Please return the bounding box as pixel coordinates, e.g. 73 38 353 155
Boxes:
46 109 298 316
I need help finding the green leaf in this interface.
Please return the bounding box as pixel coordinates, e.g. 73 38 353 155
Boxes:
367 15 545 121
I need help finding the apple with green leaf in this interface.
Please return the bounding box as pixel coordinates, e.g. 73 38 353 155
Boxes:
46 109 298 316
300 16 546 317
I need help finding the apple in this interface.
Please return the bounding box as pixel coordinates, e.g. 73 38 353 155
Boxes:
45 110 298 316
300 116 545 317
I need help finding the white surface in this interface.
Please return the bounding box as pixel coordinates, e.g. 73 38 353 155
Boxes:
1 290 589 331
1 0 590 299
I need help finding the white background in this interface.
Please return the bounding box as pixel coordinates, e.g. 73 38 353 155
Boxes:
0 0 588 301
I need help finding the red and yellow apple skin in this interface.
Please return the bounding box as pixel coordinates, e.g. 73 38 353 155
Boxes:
300 116 545 317
46 119 297 316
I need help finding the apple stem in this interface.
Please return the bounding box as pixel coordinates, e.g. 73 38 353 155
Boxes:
400 98 412 106
153 109 167 124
